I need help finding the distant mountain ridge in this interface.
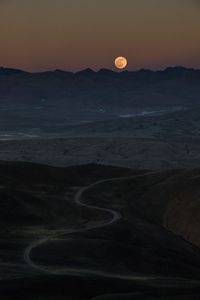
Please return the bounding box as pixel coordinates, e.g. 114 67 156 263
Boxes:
0 67 26 75
0 66 199 109
1 65 199 75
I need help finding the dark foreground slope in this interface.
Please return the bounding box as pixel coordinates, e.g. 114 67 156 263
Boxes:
0 162 200 299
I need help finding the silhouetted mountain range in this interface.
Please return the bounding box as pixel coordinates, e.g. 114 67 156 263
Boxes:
0 66 200 109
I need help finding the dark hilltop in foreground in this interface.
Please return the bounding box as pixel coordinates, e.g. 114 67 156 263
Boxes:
1 161 200 299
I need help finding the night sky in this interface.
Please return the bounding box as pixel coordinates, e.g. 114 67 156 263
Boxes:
0 0 200 71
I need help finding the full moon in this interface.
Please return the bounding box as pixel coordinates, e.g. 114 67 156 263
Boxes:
115 56 128 69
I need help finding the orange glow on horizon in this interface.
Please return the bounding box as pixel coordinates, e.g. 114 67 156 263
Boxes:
0 0 199 71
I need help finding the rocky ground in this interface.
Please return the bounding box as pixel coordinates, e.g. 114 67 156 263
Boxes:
1 107 200 170
0 107 200 298
1 162 200 299
0 136 200 170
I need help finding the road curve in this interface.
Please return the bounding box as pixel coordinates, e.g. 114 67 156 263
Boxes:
24 172 200 286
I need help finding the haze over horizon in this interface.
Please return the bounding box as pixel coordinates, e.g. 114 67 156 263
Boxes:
0 0 200 72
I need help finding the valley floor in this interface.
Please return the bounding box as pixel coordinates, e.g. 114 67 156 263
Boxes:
0 137 200 170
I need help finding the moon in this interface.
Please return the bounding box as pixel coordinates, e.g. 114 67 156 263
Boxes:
115 56 128 69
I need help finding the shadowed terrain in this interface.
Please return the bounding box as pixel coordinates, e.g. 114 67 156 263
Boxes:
0 67 199 139
1 162 200 299
2 107 200 170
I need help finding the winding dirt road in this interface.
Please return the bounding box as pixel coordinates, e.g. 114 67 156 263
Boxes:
23 173 200 286
24 174 148 278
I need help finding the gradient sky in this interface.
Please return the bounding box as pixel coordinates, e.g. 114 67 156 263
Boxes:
0 0 200 71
